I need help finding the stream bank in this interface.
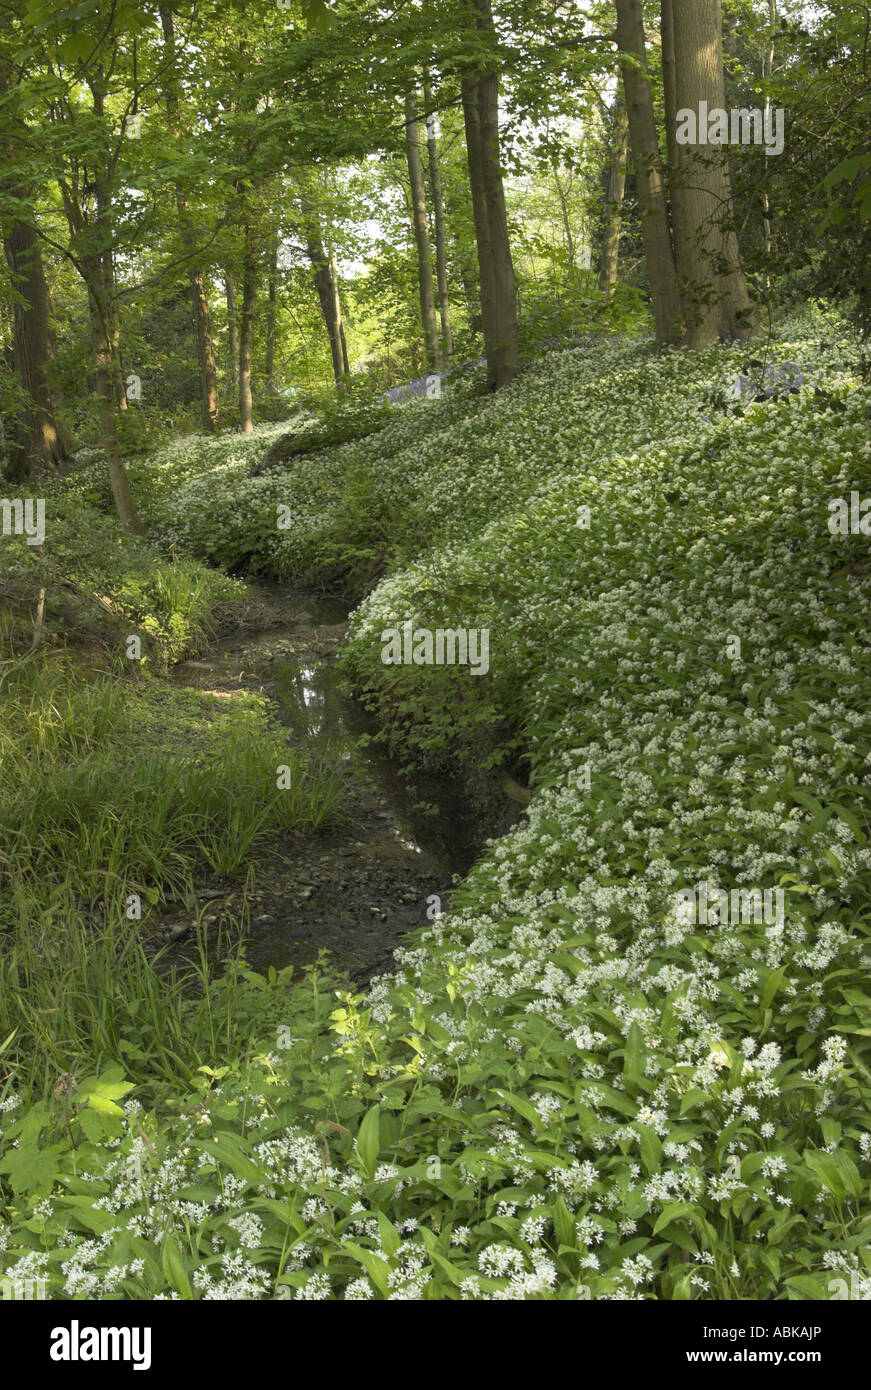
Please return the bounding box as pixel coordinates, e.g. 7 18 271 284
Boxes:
153 584 520 985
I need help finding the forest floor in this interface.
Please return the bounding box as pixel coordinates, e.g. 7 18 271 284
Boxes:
3 308 871 1301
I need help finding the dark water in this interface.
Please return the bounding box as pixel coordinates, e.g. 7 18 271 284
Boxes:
164 591 486 977
257 597 481 880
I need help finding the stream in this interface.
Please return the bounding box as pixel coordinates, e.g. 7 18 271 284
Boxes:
159 588 501 984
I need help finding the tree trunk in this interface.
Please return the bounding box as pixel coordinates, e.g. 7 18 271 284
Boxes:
553 166 576 267
2 219 67 479
239 223 257 432
85 85 129 414
462 74 498 355
461 0 519 390
670 0 755 346
598 93 629 297
304 228 346 386
55 78 142 530
159 6 219 432
423 83 453 361
404 86 441 371
328 242 350 375
762 0 777 287
661 0 691 313
476 71 519 388
0 34 71 477
187 255 219 430
265 241 278 391
225 272 239 392
84 257 144 534
661 0 689 269
95 203 127 414
614 0 682 343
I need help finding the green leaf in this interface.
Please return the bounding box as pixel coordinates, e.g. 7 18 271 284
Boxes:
761 968 787 1009
55 1195 121 1234
803 1149 861 1198
356 1104 381 1176
638 1123 662 1176
343 1241 390 1296
75 1066 134 1118
300 0 334 34
785 1274 831 1300
78 1107 107 1143
161 1234 193 1299
420 1228 466 1286
822 153 871 191
58 33 92 64
492 1088 544 1131
551 1195 576 1250
0 1145 61 1196
679 1088 709 1116
623 1021 645 1096
86 1092 128 1117
376 1211 401 1258
193 1134 264 1184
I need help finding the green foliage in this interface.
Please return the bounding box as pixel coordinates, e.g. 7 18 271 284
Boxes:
253 386 396 474
0 654 342 911
4 313 871 1300
0 499 342 924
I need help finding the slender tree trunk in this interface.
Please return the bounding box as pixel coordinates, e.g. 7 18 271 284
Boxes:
239 222 257 432
670 0 755 345
598 93 629 297
44 316 74 445
0 33 71 474
265 241 278 391
303 227 346 386
662 0 697 328
614 0 682 343
661 0 691 310
86 86 129 415
225 272 239 392
553 166 576 266
159 7 219 432
327 242 350 375
294 170 349 387
186 252 219 430
41 73 141 530
3 219 67 478
404 86 441 370
462 72 498 354
93 213 126 415
453 219 480 321
461 0 519 390
423 84 453 361
110 325 126 410
83 257 143 533
762 0 776 286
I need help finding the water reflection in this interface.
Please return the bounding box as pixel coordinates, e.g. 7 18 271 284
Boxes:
210 594 483 877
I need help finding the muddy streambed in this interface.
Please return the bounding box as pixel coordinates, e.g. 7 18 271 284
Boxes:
156 589 502 986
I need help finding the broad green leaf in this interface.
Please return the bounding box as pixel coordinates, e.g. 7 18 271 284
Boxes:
356 1104 381 1176
161 1234 193 1299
